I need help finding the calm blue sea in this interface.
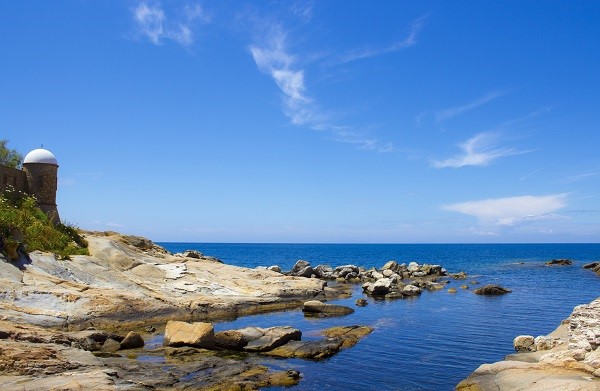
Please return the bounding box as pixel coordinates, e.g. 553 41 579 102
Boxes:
157 243 600 391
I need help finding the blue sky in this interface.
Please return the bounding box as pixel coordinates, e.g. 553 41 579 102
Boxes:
1 1 599 243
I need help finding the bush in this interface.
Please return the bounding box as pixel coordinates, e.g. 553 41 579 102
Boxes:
0 186 88 259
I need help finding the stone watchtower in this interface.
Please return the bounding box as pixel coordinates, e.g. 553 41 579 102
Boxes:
22 148 60 223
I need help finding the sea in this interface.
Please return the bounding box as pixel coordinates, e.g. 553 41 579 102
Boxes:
156 243 600 391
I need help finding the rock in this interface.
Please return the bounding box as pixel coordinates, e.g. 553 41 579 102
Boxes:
355 298 368 307
460 285 469 290
535 335 559 351
264 339 344 359
289 260 311 275
382 269 394 278
582 262 599 269
120 331 144 349
402 284 422 296
451 271 468 280
214 330 247 350
243 326 302 352
321 325 373 349
514 335 536 352
381 260 399 271
163 320 215 348
473 284 512 295
302 300 354 317
182 250 203 259
295 265 315 278
313 264 334 278
267 265 282 273
407 262 420 272
368 278 392 296
448 288 457 294
411 271 427 277
334 265 359 279
545 259 573 266
371 271 384 280
100 338 121 353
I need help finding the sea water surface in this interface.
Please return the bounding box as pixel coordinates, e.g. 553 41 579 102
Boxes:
157 243 600 390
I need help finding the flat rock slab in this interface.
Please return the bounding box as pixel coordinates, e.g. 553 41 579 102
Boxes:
264 339 344 359
302 300 355 317
321 325 374 349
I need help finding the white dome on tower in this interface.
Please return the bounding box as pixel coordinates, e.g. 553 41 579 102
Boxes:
23 148 58 165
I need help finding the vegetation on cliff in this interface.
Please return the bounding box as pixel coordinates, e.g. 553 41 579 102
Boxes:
0 186 88 259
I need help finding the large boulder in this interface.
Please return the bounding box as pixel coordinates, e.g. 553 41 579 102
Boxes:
474 284 512 295
313 265 334 279
402 284 422 296
363 278 392 296
243 326 302 352
381 260 399 272
302 300 354 317
288 260 314 277
163 321 214 348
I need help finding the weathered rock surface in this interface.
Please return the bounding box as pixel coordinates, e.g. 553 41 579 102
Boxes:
0 231 326 329
456 297 600 390
584 262 600 276
473 284 512 295
263 325 373 359
241 326 302 352
163 320 215 348
302 300 355 317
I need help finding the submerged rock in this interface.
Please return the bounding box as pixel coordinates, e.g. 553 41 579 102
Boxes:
120 331 144 350
302 300 355 317
473 284 512 295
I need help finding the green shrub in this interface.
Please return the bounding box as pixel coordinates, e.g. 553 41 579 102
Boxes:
0 186 88 259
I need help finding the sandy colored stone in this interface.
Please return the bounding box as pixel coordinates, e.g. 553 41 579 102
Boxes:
163 320 214 348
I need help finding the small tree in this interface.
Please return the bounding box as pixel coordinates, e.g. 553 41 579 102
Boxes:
0 139 23 168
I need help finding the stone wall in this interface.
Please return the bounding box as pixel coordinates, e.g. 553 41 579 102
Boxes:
0 165 29 194
22 163 59 223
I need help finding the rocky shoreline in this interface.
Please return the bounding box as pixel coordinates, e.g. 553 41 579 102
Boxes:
1 232 598 390
456 297 600 390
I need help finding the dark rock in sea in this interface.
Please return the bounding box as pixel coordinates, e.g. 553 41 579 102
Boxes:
302 300 354 317
583 262 600 275
451 271 468 280
545 259 573 266
120 331 144 350
473 284 512 295
355 298 368 307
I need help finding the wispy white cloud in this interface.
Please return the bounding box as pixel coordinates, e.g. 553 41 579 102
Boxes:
132 1 209 46
519 168 542 181
431 132 523 168
249 24 394 153
436 91 505 122
442 194 568 226
338 15 428 64
562 172 600 183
